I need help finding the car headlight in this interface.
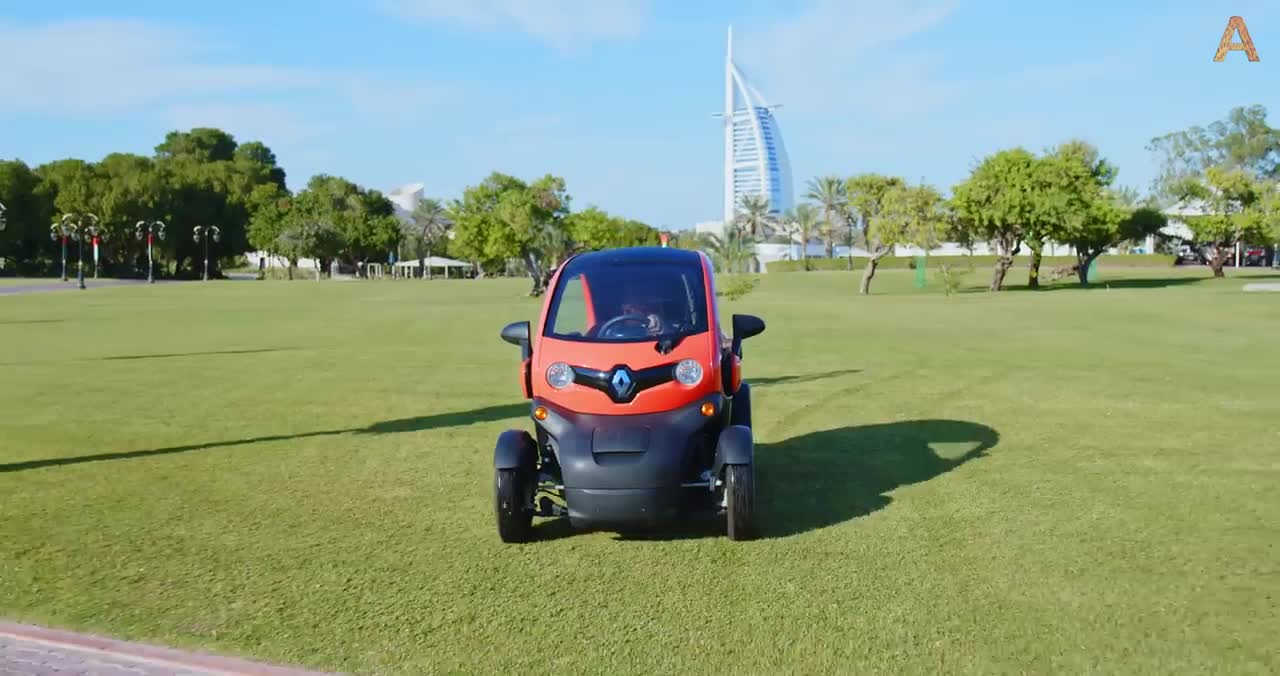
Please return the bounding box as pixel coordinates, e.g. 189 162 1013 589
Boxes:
674 359 703 386
546 362 575 389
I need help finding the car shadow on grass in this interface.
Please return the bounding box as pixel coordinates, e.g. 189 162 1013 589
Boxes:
96 348 297 361
749 368 862 388
0 402 530 473
536 418 998 542
753 419 997 538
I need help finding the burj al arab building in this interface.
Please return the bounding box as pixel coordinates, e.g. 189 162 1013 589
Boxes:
721 26 794 226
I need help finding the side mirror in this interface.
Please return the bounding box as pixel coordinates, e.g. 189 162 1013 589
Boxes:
732 314 766 340
501 321 532 360
730 313 765 358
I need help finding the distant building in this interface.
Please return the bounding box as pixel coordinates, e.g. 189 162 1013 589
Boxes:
721 26 793 224
387 182 425 224
694 220 725 236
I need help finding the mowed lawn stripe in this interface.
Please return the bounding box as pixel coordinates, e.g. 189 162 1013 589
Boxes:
2 268 1278 674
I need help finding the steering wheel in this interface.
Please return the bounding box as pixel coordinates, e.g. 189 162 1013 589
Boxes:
597 313 658 338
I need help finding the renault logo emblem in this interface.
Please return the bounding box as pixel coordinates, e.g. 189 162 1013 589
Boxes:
610 368 634 398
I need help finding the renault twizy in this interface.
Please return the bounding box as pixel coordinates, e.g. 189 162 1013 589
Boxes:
495 246 765 541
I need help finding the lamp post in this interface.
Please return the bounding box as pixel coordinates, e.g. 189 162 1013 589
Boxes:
53 213 98 288
86 219 106 279
50 221 69 281
135 220 166 284
192 225 220 281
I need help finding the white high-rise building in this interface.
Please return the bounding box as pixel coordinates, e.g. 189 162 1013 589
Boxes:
387 182 425 223
722 25 794 225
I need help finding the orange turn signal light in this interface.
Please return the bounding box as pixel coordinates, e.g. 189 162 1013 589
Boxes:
700 402 716 417
533 406 548 421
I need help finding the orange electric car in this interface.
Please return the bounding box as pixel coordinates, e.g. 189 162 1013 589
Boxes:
495 246 765 541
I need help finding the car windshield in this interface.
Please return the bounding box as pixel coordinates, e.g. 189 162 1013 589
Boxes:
543 255 709 343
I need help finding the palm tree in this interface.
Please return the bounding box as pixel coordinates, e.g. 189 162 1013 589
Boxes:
700 223 758 274
407 198 449 279
735 193 775 239
806 175 846 258
786 203 821 270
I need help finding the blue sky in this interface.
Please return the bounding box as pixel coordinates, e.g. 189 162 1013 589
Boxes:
1 1 1275 229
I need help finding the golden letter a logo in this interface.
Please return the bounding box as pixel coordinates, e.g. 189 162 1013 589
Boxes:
1215 16 1260 61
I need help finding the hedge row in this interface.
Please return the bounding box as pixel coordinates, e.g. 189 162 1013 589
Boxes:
767 254 1177 273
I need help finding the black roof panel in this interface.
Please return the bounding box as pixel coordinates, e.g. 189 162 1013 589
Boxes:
567 246 702 267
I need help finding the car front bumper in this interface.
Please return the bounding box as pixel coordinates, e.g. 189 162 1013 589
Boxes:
533 395 725 526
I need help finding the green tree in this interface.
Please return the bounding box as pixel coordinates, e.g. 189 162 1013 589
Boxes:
247 185 296 276
781 203 820 270
276 220 344 280
735 193 774 239
0 160 54 270
564 206 659 251
845 173 907 287
700 223 757 274
806 175 846 259
449 172 570 296
286 175 399 276
1029 141 1119 288
1148 105 1280 198
950 148 1042 291
404 197 450 279
153 128 288 277
1171 166 1272 277
860 183 948 294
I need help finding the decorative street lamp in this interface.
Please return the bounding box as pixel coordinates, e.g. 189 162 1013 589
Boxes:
50 221 70 281
54 213 98 290
51 212 97 286
86 220 106 280
192 225 221 281
135 220 166 284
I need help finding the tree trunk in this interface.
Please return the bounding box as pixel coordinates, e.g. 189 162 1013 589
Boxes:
1027 244 1043 289
846 223 855 271
990 257 1012 291
990 241 1020 291
859 249 887 294
1076 250 1101 286
523 250 544 296
1208 244 1228 277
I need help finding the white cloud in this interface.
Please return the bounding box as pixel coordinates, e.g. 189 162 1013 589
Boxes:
0 18 444 142
0 19 318 115
165 103 338 146
737 1 960 118
377 0 649 49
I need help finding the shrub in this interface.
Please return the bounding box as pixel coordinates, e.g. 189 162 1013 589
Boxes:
937 264 973 297
768 253 1176 273
716 275 760 300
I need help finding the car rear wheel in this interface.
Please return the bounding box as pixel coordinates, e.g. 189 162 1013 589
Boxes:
724 463 755 541
495 467 533 543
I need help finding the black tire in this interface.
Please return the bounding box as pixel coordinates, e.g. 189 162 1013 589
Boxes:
729 382 752 428
724 463 755 541
495 467 533 543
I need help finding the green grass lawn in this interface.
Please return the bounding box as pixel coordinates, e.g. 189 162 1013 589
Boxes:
2 266 1278 674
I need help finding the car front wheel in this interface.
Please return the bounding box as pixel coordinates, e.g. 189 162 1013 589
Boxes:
724 463 755 541
495 467 533 543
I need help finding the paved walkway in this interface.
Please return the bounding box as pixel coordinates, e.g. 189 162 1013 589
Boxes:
0 280 182 296
0 622 328 675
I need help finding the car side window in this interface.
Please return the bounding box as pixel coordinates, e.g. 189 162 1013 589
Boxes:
552 274 590 336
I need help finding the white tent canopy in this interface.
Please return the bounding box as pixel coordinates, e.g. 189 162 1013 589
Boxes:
394 256 471 268
391 255 474 279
